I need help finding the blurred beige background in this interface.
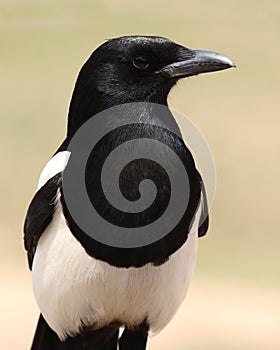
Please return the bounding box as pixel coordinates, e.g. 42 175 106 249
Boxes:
1 1 280 349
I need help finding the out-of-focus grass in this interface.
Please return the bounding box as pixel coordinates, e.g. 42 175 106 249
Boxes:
1 0 280 349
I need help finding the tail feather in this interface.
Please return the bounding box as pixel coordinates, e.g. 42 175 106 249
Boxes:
31 314 119 350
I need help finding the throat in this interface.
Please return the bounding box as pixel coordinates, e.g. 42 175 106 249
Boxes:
66 83 173 139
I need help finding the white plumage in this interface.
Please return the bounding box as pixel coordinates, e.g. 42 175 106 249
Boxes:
32 152 200 340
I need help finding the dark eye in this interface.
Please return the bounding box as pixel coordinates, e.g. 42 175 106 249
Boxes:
132 56 149 70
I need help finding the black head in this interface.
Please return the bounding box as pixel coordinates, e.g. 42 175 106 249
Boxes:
67 35 234 136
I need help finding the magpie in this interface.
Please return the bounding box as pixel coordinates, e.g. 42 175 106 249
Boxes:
24 36 234 350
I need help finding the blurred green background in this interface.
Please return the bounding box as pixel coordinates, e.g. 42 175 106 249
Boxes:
1 0 280 349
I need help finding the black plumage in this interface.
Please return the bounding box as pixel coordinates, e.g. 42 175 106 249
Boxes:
24 35 234 350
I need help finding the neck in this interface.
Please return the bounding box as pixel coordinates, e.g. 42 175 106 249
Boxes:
66 79 173 139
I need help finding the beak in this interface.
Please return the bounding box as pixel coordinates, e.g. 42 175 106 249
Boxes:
158 49 235 78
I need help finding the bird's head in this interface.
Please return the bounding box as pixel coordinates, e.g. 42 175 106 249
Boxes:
68 35 235 135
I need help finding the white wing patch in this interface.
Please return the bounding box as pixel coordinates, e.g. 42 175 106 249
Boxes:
37 151 71 190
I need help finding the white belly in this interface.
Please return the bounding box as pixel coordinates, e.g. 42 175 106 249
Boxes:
32 200 199 341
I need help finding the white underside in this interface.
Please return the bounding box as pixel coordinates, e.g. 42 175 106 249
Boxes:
32 151 200 340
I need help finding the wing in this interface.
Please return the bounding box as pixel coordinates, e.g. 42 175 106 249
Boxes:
197 170 209 237
24 173 62 270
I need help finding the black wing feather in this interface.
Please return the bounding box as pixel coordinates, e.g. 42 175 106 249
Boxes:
197 170 209 237
24 173 62 270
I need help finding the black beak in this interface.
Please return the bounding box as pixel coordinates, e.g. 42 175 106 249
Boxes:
158 49 235 78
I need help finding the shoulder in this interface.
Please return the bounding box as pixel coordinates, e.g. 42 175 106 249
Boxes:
24 151 70 269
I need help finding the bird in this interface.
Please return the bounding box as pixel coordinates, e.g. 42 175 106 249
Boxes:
24 35 234 350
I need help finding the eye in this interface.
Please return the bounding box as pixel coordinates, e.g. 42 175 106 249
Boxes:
132 56 149 70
